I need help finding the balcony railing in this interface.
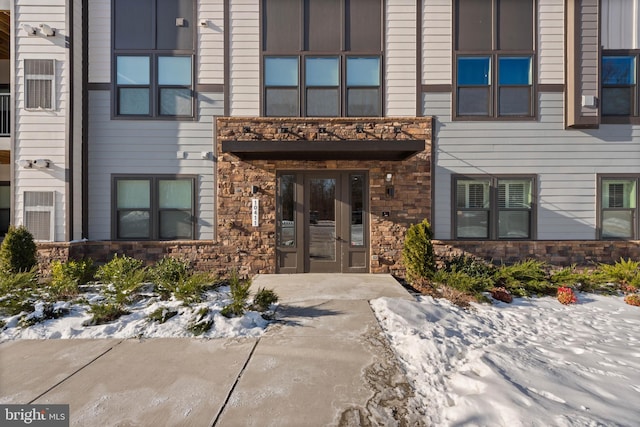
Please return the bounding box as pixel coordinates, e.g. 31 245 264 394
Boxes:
0 93 9 136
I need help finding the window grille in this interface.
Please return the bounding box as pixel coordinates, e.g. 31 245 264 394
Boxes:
25 59 55 110
24 191 55 241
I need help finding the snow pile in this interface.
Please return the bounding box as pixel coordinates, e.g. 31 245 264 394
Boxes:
371 294 640 426
0 287 271 341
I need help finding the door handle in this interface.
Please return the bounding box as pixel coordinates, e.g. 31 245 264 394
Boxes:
335 236 343 241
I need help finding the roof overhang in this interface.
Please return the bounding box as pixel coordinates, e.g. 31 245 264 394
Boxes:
221 140 425 161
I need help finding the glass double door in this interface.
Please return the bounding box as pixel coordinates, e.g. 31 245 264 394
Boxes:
277 171 368 273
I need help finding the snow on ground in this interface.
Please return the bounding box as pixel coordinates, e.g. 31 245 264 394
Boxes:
0 287 270 341
371 293 640 427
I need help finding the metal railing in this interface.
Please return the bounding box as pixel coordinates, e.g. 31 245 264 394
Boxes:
0 93 9 136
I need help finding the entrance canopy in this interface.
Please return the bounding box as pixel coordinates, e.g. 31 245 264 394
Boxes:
221 140 425 161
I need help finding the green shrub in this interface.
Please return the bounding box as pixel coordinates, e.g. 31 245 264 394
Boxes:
0 225 37 274
443 254 495 278
187 307 213 335
148 306 178 324
173 272 217 305
96 255 147 304
148 257 191 298
551 265 599 291
432 269 491 296
49 259 95 300
0 270 39 316
221 271 251 318
251 288 279 312
494 259 556 297
402 220 435 282
83 302 129 326
597 258 640 287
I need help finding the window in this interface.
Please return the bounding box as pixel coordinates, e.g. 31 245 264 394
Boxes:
599 177 638 239
454 0 535 119
262 0 382 117
454 176 535 239
602 54 638 118
112 0 194 118
25 59 54 110
114 176 195 240
24 191 55 242
0 183 9 237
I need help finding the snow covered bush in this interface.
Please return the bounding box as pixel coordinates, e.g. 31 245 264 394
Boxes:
557 287 577 305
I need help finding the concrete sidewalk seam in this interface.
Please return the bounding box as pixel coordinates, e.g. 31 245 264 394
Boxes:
210 337 260 427
28 340 124 404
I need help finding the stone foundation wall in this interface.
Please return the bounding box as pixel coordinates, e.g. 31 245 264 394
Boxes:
36 239 640 276
434 240 640 267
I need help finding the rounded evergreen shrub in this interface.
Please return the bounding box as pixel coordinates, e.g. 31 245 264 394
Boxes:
0 225 38 274
402 219 435 282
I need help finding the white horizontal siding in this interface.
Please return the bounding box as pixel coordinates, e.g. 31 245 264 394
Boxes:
229 0 259 116
88 0 110 83
423 0 451 85
538 0 564 84
198 0 224 84
426 92 640 241
385 0 416 116
14 0 69 241
87 91 223 240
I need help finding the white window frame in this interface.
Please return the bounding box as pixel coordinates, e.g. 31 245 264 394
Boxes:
24 59 56 111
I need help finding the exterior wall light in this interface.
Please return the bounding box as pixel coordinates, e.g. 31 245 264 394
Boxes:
39 24 56 36
22 24 37 36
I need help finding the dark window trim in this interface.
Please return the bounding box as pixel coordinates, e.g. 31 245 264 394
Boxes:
596 174 640 240
262 53 383 118
453 52 537 121
112 53 197 121
452 0 538 122
111 174 197 241
260 0 384 118
451 174 537 240
111 0 197 121
601 50 640 124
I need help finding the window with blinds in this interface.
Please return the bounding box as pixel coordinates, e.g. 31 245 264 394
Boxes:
454 176 535 240
601 178 637 239
24 59 55 110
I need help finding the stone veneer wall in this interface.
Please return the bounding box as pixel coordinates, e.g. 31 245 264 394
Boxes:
37 239 640 277
434 240 640 267
216 117 433 274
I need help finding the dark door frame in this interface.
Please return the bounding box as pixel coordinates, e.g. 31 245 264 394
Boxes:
276 170 369 273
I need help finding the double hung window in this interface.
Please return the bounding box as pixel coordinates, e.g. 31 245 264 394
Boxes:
454 0 535 119
112 0 194 118
114 176 196 240
601 54 638 118
262 0 382 117
454 176 535 239
599 176 638 239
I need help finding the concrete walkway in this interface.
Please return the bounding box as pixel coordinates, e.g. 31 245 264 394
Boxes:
0 274 421 426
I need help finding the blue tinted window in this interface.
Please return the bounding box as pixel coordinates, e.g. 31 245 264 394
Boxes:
158 57 192 85
346 57 380 86
457 57 490 86
306 57 339 86
265 57 299 86
602 56 636 85
117 56 150 85
499 57 532 85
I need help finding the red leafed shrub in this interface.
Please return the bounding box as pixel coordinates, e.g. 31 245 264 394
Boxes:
624 294 640 307
557 287 577 305
490 287 513 303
